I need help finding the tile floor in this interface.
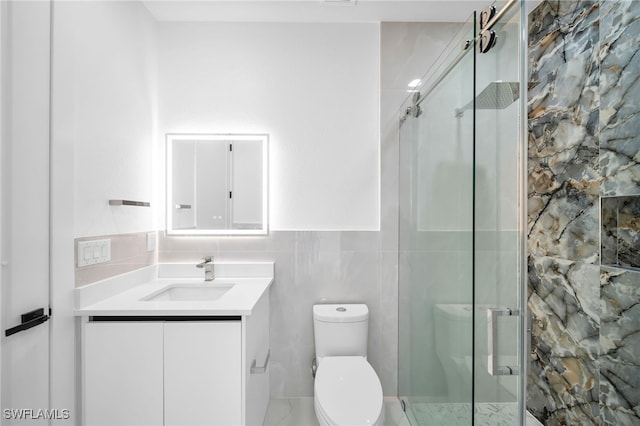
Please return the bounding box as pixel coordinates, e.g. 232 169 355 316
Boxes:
264 397 408 426
263 397 543 426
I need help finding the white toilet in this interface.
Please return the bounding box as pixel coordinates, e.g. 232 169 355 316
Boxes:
312 304 384 426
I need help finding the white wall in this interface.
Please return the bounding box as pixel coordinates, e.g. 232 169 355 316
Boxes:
51 1 158 422
55 1 158 238
158 22 380 231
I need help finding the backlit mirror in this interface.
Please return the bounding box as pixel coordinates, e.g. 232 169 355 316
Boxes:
167 133 268 235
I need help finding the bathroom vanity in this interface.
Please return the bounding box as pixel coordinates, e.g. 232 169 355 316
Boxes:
74 263 273 426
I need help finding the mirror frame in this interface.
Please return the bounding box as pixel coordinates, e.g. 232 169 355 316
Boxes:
166 133 269 236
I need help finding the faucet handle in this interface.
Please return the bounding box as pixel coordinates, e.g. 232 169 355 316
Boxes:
196 256 214 268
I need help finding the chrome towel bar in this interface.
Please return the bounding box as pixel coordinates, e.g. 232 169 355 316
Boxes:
109 199 150 207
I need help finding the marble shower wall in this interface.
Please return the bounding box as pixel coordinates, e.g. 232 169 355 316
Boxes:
599 1 640 196
527 1 640 425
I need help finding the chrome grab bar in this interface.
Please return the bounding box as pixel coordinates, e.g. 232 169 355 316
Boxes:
250 349 270 374
487 307 520 376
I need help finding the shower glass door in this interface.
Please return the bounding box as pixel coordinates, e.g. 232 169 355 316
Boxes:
398 1 525 424
473 0 525 424
398 12 476 425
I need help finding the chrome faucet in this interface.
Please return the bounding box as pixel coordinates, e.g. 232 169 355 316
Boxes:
196 256 214 281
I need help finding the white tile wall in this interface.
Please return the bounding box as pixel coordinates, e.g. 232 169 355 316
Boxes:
158 230 395 397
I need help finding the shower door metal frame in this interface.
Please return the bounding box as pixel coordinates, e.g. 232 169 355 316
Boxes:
473 1 528 425
516 2 529 424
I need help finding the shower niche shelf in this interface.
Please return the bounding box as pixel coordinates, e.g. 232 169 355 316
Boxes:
601 195 640 271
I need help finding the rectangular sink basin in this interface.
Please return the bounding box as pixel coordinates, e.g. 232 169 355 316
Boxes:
142 283 234 302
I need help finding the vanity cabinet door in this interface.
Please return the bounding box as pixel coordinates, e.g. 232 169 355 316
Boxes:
164 321 242 426
83 322 164 426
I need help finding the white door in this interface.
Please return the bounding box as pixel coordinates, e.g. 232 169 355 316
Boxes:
0 1 52 424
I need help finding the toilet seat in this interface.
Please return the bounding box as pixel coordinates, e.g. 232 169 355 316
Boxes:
314 356 384 426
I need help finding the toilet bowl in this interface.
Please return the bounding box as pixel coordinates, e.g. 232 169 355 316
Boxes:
314 356 383 426
313 304 384 426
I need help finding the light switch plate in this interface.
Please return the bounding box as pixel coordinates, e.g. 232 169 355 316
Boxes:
77 239 111 267
146 232 157 252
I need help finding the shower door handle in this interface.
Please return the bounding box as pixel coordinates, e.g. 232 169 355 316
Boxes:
487 307 520 376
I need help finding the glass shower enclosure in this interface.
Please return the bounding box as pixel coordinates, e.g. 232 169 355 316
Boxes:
398 1 526 424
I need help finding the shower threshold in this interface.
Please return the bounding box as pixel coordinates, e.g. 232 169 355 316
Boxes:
403 402 542 426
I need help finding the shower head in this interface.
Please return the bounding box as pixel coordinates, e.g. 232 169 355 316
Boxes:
455 81 520 117
476 81 520 109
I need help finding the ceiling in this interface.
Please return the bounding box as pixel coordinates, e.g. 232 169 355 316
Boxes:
141 0 493 23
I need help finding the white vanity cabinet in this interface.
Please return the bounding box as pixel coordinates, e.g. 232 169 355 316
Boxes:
83 322 165 426
81 290 270 426
164 321 242 426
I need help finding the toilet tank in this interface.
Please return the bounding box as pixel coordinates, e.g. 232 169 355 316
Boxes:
313 304 368 360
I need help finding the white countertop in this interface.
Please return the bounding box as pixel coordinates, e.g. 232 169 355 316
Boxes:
74 262 273 317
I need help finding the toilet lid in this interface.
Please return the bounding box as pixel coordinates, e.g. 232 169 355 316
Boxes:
315 356 383 425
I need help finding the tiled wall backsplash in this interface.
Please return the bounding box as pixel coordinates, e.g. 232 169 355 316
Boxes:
73 229 398 398
74 231 157 287
158 230 398 398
